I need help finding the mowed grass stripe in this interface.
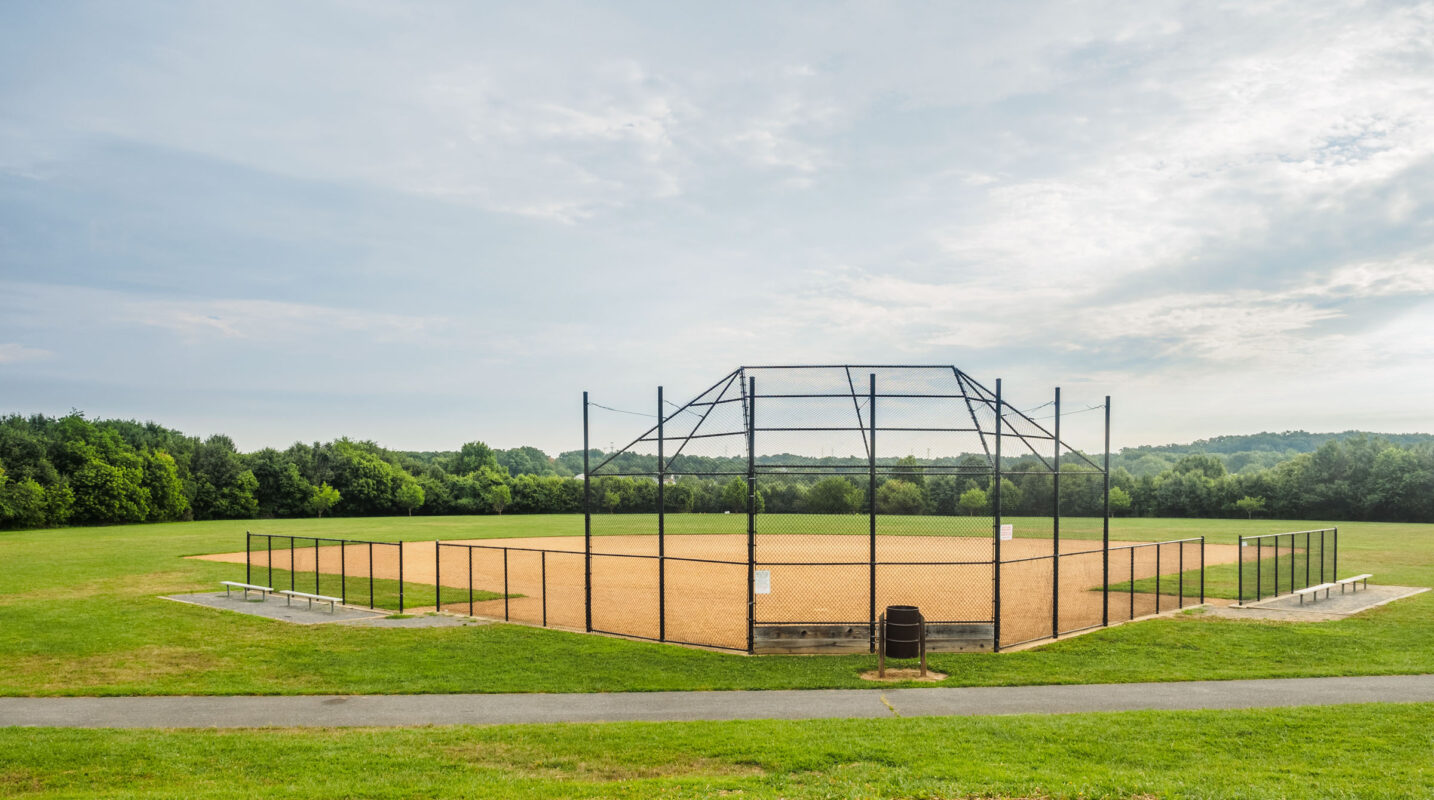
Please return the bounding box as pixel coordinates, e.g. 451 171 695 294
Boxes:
2 703 1431 799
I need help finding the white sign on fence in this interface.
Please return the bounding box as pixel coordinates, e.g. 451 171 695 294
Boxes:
999 524 1014 541
753 569 771 594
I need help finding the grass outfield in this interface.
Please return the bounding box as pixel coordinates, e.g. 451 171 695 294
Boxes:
2 703 1431 798
1 515 1431 696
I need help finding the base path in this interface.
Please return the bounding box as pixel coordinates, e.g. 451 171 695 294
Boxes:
3 675 1431 728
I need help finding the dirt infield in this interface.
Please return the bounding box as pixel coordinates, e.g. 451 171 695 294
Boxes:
197 534 1239 651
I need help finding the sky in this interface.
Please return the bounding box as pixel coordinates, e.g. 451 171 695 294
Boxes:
2 0 1432 457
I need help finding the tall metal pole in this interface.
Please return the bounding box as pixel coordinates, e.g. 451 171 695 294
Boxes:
746 375 757 654
1052 386 1060 639
993 378 1003 652
1102 395 1111 627
657 385 666 643
246 532 252 585
868 373 877 654
583 391 592 632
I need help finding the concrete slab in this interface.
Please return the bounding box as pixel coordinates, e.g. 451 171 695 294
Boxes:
1210 585 1428 622
164 592 385 624
164 592 494 628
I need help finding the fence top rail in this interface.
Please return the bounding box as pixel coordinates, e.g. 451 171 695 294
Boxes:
1108 536 1204 550
253 533 403 547
437 541 585 557
1239 528 1337 541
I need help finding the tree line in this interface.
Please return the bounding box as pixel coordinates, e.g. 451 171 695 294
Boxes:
1 413 1430 529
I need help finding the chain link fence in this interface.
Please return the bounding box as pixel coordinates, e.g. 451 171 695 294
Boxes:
1238 528 1338 604
237 365 1226 653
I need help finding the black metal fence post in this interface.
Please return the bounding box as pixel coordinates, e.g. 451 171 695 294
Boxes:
1256 538 1262 601
993 378 1003 651
368 542 374 609
1334 527 1338 581
1128 547 1135 619
1305 530 1311 589
1052 386 1060 639
657 385 666 642
398 541 404 613
868 372 877 654
1179 541 1184 607
340 541 346 605
267 535 273 589
435 543 441 612
1238 535 1244 604
503 547 510 621
1289 534 1295 593
314 538 320 595
1200 536 1206 605
1102 395 1111 626
541 550 548 627
289 537 295 592
468 546 474 616
1320 530 1326 583
1155 543 1161 614
583 391 592 633
246 532 251 585
746 374 756 655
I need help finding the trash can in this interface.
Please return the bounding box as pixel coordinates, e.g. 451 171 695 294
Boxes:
883 605 922 659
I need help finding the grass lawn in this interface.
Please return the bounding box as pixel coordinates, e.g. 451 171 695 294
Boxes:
2 703 1431 798
1 515 1431 696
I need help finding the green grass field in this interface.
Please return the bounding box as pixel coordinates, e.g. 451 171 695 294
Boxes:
3 703 1431 799
1 514 1431 697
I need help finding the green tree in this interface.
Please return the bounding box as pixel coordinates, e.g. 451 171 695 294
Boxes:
891 455 925 488
487 483 511 515
1109 485 1132 516
876 479 924 515
720 477 747 513
452 441 498 475
0 465 11 523
141 450 189 521
70 458 150 523
1173 453 1228 480
995 477 1021 513
925 475 961 515
249 449 316 517
190 435 258 520
44 481 74 525
957 487 989 516
1234 495 1266 519
5 477 47 528
804 477 864 514
307 482 340 518
395 480 425 516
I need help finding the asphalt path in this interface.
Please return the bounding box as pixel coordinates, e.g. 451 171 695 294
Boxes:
2 674 1432 728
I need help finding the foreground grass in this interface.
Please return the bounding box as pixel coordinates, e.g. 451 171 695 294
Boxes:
2 703 1431 798
1 515 1431 696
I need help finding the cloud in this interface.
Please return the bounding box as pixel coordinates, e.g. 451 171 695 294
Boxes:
2 1 1433 450
0 282 449 346
0 343 52 364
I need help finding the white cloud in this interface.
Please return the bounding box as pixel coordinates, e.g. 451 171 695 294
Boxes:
0 343 52 364
0 283 448 346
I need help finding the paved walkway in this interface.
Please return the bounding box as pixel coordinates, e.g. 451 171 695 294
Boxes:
3 675 1432 728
